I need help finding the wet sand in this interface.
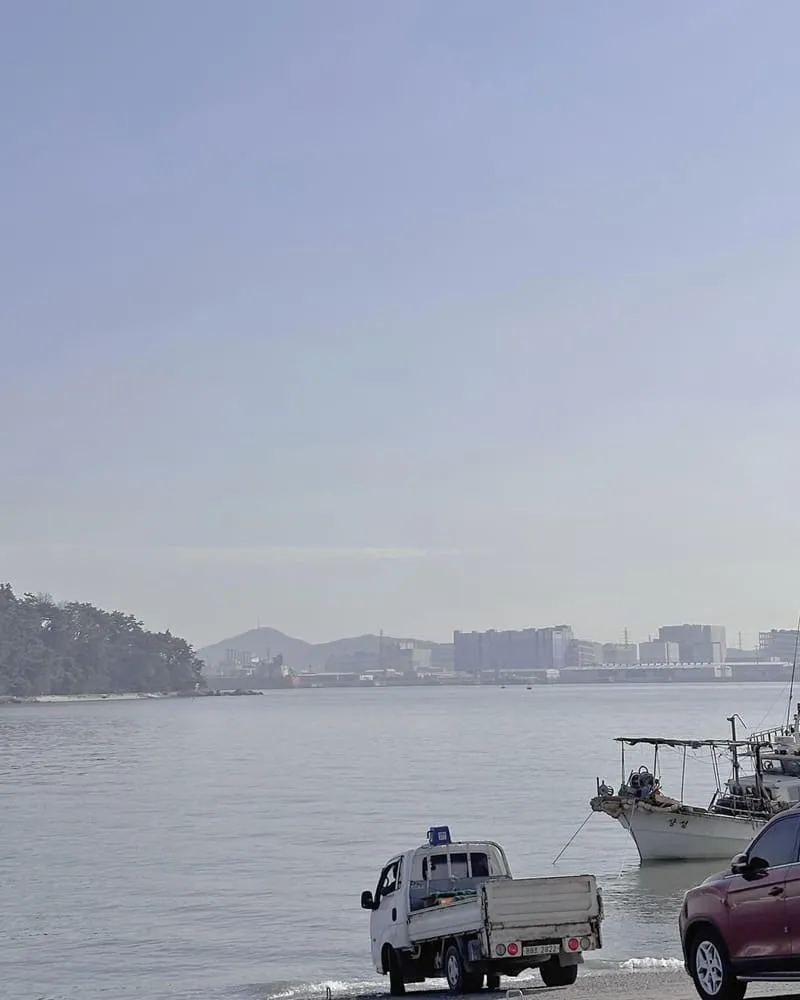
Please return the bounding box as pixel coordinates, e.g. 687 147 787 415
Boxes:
368 973 800 1000
562 969 800 999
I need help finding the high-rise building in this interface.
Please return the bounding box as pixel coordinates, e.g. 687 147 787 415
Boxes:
639 639 680 664
759 629 800 662
453 625 574 673
602 642 638 666
567 640 604 667
657 624 726 663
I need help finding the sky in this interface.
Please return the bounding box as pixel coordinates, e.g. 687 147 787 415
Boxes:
2 1 800 650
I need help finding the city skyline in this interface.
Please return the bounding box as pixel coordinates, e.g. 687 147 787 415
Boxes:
204 620 800 681
202 618 800 658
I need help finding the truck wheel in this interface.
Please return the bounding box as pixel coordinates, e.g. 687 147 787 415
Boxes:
539 958 578 987
485 973 501 990
444 944 483 994
688 929 746 1000
387 947 405 996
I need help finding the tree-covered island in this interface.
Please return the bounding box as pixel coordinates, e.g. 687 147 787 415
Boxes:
0 584 205 697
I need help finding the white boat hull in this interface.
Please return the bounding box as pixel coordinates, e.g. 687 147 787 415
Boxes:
591 796 765 862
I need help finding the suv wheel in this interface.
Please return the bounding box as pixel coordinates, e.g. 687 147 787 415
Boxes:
689 929 746 1000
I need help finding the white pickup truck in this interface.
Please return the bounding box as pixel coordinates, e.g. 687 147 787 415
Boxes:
360 826 603 995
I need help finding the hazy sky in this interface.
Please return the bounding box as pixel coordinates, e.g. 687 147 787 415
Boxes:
3 1 800 649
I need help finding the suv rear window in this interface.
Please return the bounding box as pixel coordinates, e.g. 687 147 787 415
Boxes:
750 815 800 868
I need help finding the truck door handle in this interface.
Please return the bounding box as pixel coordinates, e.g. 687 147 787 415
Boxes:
769 886 785 896
392 907 397 921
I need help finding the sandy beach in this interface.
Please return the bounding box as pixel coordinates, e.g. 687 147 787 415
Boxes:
371 972 800 1000
562 970 800 999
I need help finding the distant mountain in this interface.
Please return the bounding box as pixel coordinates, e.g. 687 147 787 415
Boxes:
197 627 447 672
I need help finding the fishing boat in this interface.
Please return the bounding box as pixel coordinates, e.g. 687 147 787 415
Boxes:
590 708 800 862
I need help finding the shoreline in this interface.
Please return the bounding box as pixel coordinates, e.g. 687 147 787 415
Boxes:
0 687 269 705
316 970 799 1000
0 692 179 705
212 673 798 690
2 674 796 705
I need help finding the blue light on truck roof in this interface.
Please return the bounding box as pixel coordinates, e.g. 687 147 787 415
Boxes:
427 826 452 846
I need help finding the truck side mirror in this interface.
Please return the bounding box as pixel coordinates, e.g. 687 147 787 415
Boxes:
361 890 375 910
731 853 748 874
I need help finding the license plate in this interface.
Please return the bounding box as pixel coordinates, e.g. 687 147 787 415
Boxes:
522 944 560 957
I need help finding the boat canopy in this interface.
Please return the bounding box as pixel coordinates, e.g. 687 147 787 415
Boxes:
615 736 756 749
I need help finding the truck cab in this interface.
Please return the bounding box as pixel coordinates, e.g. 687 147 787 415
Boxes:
362 834 511 972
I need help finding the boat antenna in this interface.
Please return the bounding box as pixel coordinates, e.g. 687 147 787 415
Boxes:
786 608 800 730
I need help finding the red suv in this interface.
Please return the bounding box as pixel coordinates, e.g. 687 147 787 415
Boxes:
679 805 800 1000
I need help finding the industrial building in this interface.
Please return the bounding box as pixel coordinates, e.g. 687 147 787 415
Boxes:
759 629 800 662
639 639 680 664
453 625 574 674
602 642 638 666
657 624 726 663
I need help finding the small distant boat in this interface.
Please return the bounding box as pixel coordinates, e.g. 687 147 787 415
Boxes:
590 707 800 862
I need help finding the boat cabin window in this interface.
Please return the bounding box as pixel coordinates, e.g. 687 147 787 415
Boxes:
761 757 800 778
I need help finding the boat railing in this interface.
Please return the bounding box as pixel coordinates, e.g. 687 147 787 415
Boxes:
748 723 793 746
709 788 773 818
749 707 800 747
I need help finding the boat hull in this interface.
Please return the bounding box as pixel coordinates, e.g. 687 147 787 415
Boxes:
591 795 765 862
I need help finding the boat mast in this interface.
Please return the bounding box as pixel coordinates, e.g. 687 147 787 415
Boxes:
786 609 800 730
727 714 741 785
754 743 765 804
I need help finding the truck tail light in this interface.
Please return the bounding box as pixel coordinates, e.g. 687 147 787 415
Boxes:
567 938 580 952
507 942 519 957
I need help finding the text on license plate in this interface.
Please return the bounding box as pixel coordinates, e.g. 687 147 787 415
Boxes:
522 944 560 957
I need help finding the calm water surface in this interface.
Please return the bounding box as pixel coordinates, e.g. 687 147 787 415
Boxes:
1 682 792 1000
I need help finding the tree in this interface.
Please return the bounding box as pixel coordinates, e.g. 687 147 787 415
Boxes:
0 584 205 696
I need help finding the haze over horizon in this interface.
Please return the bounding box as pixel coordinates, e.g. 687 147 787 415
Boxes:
3 1 800 650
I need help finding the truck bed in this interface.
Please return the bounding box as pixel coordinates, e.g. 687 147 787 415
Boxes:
485 875 600 936
407 875 600 945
